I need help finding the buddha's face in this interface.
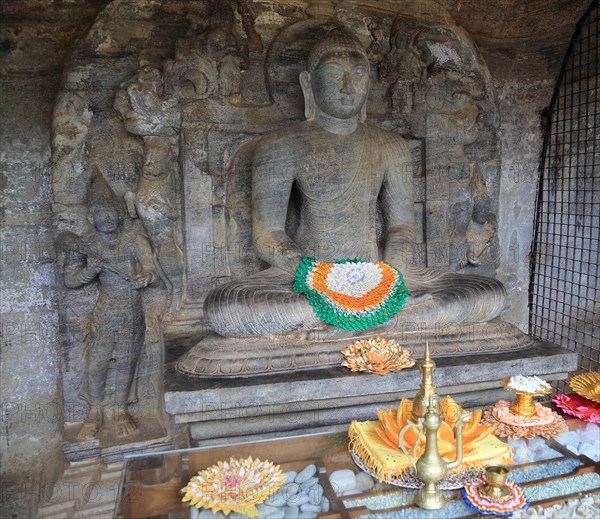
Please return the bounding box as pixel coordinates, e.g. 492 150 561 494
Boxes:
310 50 369 119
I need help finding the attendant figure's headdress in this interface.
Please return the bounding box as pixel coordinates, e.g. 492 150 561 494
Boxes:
87 165 125 222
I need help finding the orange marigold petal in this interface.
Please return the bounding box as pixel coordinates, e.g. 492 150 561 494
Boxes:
374 423 398 450
311 262 398 312
438 421 455 443
396 398 414 427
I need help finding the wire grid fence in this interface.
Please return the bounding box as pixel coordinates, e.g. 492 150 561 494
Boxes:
530 0 599 393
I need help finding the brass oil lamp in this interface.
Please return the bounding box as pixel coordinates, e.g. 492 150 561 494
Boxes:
398 342 471 510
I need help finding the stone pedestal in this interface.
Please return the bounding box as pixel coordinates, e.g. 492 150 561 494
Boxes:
177 321 534 377
165 339 577 446
62 416 172 465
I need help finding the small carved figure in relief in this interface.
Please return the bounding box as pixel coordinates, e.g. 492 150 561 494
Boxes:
195 1 248 103
365 17 386 64
465 173 497 267
57 169 159 440
444 92 498 269
379 25 424 113
125 136 184 316
114 65 180 137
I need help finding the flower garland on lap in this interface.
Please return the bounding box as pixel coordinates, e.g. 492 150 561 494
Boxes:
293 257 409 330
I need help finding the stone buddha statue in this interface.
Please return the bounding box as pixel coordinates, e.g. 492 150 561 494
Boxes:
178 28 518 377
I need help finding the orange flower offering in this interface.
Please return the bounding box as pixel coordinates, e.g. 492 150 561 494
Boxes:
349 396 513 483
341 336 415 375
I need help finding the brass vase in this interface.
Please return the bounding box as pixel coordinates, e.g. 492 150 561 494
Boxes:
481 465 511 499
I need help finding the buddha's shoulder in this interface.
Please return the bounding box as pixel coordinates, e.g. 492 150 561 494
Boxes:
253 122 314 158
362 125 411 153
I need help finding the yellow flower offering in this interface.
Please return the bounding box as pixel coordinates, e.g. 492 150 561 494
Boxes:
181 457 286 517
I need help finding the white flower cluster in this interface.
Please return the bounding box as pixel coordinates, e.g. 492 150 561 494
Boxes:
326 261 383 297
507 374 552 393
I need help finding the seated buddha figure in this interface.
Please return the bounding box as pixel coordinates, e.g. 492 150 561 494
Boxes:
202 28 506 342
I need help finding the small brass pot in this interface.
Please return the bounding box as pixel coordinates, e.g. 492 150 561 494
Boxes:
481 466 511 500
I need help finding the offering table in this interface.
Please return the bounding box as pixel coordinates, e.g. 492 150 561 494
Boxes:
114 418 599 519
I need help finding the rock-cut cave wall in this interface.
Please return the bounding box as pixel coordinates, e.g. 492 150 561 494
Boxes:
0 1 590 517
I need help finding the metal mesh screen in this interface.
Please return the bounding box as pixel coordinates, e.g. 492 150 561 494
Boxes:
530 0 599 392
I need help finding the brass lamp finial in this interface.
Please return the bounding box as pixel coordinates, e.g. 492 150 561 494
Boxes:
412 341 437 422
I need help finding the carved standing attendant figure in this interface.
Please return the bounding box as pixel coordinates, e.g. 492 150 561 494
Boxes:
126 136 184 316
202 28 506 340
59 171 158 440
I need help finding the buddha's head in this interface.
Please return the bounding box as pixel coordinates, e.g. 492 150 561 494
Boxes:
300 28 369 123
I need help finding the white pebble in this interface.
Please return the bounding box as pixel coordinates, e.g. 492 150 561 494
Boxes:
281 483 300 497
295 464 317 484
190 508 222 519
329 469 357 495
580 443 600 461
528 437 547 451
308 484 323 505
299 476 319 490
355 471 375 491
566 444 580 456
256 504 279 515
265 492 286 507
286 493 309 506
284 471 297 483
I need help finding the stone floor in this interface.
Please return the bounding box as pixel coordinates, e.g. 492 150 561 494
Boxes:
36 459 122 519
32 424 173 519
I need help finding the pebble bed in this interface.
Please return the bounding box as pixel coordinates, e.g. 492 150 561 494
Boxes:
509 458 583 484
553 423 600 461
525 472 600 501
358 473 600 518
507 437 563 464
344 458 584 512
189 464 329 519
513 494 600 518
362 493 600 519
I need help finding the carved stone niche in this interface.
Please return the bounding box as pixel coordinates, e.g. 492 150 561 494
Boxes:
52 0 576 447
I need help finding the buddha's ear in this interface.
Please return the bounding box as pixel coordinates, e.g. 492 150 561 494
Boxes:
359 101 367 122
299 70 315 121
